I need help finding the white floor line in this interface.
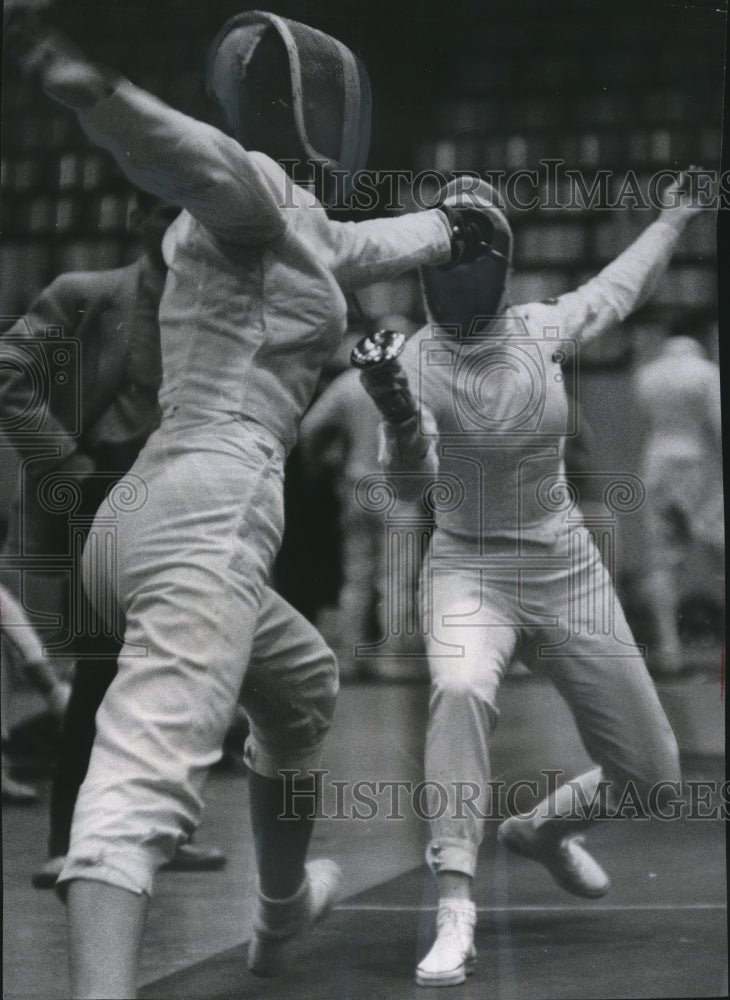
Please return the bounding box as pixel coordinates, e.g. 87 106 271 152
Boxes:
334 903 726 913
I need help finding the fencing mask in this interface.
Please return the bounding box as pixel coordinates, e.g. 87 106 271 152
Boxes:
207 10 371 206
420 178 513 332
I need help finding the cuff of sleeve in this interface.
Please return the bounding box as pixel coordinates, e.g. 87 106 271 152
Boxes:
378 418 436 472
429 208 455 263
426 839 478 878
19 437 78 472
44 66 122 113
79 76 137 131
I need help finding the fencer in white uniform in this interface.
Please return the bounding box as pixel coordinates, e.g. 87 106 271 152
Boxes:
356 174 705 987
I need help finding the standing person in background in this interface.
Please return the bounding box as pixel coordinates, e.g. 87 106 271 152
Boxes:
355 171 705 988
9 7 484 996
299 368 385 681
0 193 170 810
299 362 428 682
633 331 724 674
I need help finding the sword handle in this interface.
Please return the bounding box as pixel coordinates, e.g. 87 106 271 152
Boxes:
351 330 417 423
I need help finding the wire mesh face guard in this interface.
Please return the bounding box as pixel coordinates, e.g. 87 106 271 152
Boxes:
207 10 372 205
421 179 513 331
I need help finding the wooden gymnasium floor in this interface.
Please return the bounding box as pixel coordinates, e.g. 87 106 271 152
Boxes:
3 675 726 1000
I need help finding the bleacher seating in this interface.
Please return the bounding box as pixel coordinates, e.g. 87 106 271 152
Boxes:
0 0 723 319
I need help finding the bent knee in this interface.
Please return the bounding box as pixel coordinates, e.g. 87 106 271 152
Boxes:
654 728 681 785
313 645 339 732
607 728 682 807
430 660 501 703
429 665 500 731
284 651 338 748
640 722 682 789
245 643 339 754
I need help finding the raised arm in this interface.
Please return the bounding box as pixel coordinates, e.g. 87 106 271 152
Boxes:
351 330 439 491
314 183 514 291
523 171 708 344
321 212 453 291
9 16 286 244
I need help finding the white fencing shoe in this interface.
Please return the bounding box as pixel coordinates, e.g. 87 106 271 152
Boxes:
416 898 477 987
497 816 609 898
248 859 341 976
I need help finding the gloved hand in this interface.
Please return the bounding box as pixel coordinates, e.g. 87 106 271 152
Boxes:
55 449 97 477
27 448 97 484
351 330 417 424
659 166 712 225
4 0 118 109
440 205 496 266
